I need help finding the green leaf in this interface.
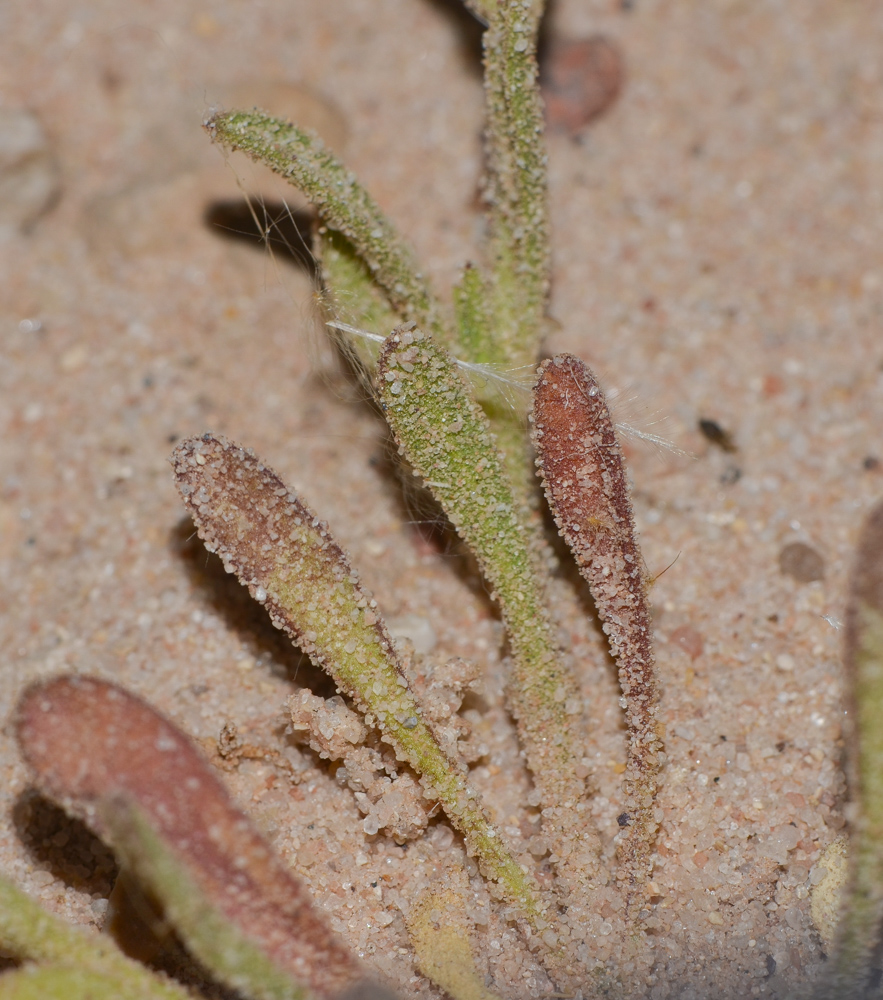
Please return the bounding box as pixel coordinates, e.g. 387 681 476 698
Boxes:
172 434 544 927
833 499 883 993
481 0 549 369
0 876 192 1000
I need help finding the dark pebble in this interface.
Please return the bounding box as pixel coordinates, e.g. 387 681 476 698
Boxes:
698 417 737 453
778 542 825 583
542 36 624 134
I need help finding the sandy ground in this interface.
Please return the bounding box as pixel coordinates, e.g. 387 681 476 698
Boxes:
2 1 883 997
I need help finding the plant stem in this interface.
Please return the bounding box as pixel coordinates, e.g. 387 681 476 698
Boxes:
0 875 192 1000
833 499 883 996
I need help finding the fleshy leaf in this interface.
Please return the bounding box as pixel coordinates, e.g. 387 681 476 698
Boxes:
480 0 549 370
171 434 543 926
317 228 401 375
205 110 444 341
15 675 386 1000
0 964 184 1000
833 499 883 993
0 874 193 1000
532 354 663 897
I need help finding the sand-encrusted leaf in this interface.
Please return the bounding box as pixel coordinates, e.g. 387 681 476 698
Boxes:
0 964 186 1000
480 0 549 370
0 873 193 1000
376 331 586 804
15 675 384 1000
316 228 401 375
452 264 494 369
532 354 663 896
171 434 543 925
833 499 883 993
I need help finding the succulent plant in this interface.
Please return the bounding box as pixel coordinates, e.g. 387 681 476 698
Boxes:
2 3 881 1000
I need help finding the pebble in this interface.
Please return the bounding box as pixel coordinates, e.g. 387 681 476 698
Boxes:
778 542 825 583
668 624 705 660
542 36 624 134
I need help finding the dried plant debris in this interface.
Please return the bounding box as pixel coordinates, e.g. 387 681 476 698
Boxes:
831 498 883 995
171 433 544 926
15 674 391 1000
531 354 663 896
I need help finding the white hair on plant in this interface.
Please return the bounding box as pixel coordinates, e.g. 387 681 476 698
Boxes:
326 320 535 399
328 320 692 458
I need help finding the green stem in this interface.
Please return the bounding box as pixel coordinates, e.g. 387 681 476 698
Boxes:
0 876 192 1000
481 0 549 370
834 500 883 995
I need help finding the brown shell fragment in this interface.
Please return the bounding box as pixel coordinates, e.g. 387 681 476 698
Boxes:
15 674 382 1000
531 354 662 894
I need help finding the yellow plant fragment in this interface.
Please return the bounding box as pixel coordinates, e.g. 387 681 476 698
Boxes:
811 837 848 953
406 882 502 1000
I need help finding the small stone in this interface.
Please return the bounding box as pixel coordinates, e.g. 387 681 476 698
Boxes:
775 653 795 672
698 417 738 452
668 625 704 660
778 541 825 583
541 36 624 134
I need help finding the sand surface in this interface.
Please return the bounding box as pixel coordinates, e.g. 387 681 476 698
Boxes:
2 1 883 997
